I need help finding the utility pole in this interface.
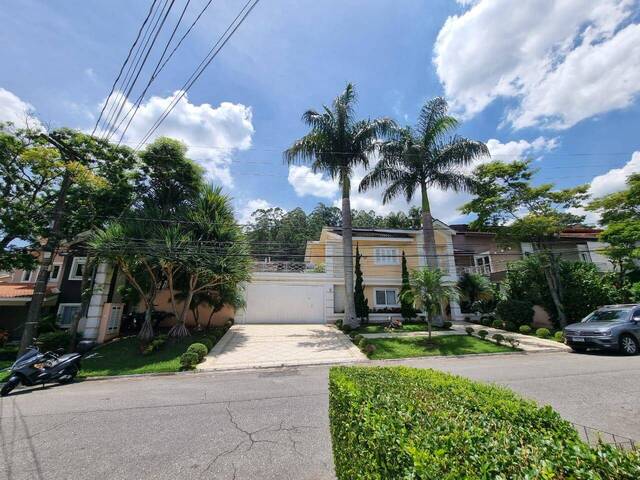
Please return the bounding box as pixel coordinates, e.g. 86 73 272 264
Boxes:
18 134 76 354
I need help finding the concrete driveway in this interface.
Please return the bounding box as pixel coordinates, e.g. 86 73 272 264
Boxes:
199 325 365 371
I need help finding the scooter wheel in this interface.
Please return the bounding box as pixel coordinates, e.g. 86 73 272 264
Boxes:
1 376 20 396
58 366 78 384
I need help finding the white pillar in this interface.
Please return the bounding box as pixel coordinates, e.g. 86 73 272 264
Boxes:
83 262 113 340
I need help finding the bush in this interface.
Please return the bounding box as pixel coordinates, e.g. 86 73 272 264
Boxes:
465 326 474 336
201 337 214 351
477 329 488 340
328 366 640 480
342 324 353 334
491 319 504 329
353 334 363 344
479 316 492 326
364 344 376 355
179 351 200 369
519 325 532 335
187 343 209 361
536 328 550 339
142 334 169 355
492 333 505 345
335 319 343 329
442 321 452 329
503 321 517 332
37 331 71 352
357 337 368 350
496 299 534 327
554 331 565 343
38 314 58 334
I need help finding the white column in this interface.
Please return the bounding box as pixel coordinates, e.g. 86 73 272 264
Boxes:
83 262 113 340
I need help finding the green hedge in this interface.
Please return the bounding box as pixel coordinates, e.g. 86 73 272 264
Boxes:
329 366 640 480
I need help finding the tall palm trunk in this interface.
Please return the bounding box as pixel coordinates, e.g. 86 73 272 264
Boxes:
420 182 438 269
341 177 357 328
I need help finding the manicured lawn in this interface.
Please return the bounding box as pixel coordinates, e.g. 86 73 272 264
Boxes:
353 322 446 334
80 335 208 377
365 334 516 359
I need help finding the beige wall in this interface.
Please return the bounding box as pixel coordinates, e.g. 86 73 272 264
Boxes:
142 289 235 328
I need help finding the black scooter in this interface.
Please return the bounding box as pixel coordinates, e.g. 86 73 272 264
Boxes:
1 346 83 396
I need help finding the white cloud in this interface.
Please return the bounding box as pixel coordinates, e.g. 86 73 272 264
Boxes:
105 90 254 187
237 198 274 224
0 87 42 129
287 165 339 198
486 136 558 160
434 0 640 129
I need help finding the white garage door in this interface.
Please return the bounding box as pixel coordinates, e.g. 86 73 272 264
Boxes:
241 283 326 324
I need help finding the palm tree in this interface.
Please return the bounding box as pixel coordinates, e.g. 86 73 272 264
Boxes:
402 267 458 341
456 271 493 312
359 97 489 268
284 83 394 328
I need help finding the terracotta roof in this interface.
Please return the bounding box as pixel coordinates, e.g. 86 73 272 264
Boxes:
0 283 56 299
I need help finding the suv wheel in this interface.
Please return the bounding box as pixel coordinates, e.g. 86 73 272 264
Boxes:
619 335 639 355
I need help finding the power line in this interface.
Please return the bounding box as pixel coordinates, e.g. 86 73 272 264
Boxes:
134 0 262 149
102 0 176 140
113 0 195 144
91 0 159 136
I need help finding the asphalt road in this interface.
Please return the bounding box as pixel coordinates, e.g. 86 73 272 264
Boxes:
2 351 640 480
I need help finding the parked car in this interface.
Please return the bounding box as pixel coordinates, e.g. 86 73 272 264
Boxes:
564 304 640 355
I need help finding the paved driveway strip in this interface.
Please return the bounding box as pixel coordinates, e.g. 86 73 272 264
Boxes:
199 325 366 371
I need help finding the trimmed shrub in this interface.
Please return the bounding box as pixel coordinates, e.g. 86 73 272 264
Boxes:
479 316 492 326
477 329 488 340
357 337 368 350
335 319 343 329
536 328 551 339
465 326 474 336
179 351 200 369
364 344 376 355
341 324 353 334
329 366 640 480
442 321 452 329
201 337 214 351
519 325 532 335
187 343 208 360
495 299 534 327
504 321 517 332
37 331 71 352
353 334 363 344
554 331 565 343
492 333 505 345
491 319 504 329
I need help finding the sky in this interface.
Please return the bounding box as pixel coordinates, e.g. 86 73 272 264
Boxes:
1 0 639 226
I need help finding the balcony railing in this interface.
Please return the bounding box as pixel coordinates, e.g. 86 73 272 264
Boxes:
458 264 492 276
253 261 325 273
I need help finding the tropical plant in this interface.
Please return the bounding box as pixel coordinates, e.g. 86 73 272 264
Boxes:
456 272 493 312
360 97 488 268
399 251 414 320
284 83 394 327
402 267 458 341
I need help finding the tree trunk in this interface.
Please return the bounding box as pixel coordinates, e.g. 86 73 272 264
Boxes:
420 182 438 269
169 275 194 338
341 177 357 328
19 170 72 355
139 307 154 344
541 250 567 327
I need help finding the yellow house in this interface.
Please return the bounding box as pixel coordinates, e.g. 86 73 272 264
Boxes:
303 224 460 323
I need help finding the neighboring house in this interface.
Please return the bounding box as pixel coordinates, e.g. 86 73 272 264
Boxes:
0 240 125 343
235 222 460 324
450 224 522 282
520 227 614 272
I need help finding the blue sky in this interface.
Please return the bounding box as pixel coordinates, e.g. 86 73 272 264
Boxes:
1 0 639 224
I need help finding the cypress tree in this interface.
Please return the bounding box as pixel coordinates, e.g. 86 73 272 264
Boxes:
354 244 369 324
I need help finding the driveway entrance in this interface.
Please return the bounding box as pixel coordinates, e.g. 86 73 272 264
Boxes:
199 324 365 370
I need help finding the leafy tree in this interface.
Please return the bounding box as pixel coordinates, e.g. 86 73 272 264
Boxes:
399 251 414 319
351 210 384 228
1 125 138 353
308 202 342 238
402 267 458 341
284 83 394 327
456 272 493 313
461 159 589 327
588 173 640 290
360 97 488 268
354 244 369 323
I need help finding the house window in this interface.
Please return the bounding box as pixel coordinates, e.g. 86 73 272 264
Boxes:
474 254 492 274
20 270 35 282
57 303 81 327
68 257 87 281
374 247 400 265
374 288 399 307
49 264 62 282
